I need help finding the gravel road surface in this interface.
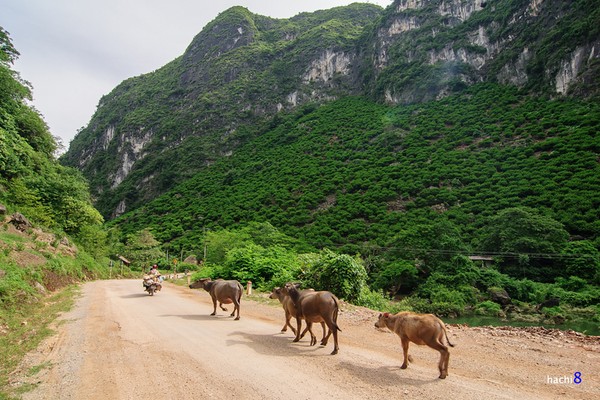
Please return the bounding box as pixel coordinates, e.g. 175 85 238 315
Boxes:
10 279 600 399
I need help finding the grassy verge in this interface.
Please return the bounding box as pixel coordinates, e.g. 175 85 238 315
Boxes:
0 285 80 400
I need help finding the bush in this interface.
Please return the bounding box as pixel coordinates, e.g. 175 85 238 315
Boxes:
555 276 587 292
220 244 300 290
300 249 367 302
423 301 464 317
475 300 502 316
417 272 478 308
554 287 600 308
540 305 564 317
355 287 389 310
504 278 546 303
190 264 223 281
371 260 419 295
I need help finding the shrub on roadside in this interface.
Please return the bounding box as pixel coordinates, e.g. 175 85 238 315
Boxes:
475 300 502 316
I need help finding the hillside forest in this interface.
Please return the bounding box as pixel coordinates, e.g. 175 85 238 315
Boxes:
112 84 600 330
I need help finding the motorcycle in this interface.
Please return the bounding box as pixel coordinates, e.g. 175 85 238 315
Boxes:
142 274 162 296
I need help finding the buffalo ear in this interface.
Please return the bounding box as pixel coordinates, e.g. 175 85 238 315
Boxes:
383 312 390 318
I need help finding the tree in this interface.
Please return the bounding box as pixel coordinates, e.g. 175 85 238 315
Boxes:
479 207 569 281
124 229 163 270
301 249 368 302
221 244 300 289
385 218 468 275
561 240 600 283
372 260 419 296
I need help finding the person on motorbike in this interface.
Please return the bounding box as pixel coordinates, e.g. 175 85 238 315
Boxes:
149 264 163 282
143 264 163 294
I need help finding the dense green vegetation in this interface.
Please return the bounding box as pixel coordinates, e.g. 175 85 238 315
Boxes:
112 83 599 330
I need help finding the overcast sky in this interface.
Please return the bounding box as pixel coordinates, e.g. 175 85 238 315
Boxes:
2 0 392 151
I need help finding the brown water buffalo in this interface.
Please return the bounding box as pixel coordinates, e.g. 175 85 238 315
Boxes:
189 278 242 320
269 286 325 339
375 311 454 379
282 282 341 355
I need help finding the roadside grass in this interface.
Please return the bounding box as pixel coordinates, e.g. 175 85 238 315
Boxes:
0 285 79 400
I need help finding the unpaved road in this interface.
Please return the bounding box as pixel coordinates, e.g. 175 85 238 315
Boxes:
10 280 600 399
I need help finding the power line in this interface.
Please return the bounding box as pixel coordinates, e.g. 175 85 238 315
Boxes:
326 243 593 260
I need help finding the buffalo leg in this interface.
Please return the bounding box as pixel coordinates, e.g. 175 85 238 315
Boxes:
293 317 302 342
284 311 297 335
232 298 241 320
299 324 310 339
400 338 410 369
281 311 289 333
430 342 449 379
330 325 339 355
305 322 317 346
320 323 331 346
443 351 450 378
210 298 217 316
219 302 228 312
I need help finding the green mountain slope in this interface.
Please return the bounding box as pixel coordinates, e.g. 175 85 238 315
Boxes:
60 1 600 220
114 84 599 280
60 4 383 218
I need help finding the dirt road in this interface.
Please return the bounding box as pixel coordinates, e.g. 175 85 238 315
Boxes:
10 280 600 399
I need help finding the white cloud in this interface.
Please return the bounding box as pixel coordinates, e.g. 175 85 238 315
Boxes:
2 0 392 147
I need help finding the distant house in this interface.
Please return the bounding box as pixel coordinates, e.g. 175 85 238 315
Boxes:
469 255 494 268
117 255 131 266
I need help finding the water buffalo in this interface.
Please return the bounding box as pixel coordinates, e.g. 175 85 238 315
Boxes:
269 286 325 339
375 311 454 379
282 282 341 355
189 278 242 320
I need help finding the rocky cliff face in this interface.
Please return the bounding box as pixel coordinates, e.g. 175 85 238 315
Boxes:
60 0 600 219
366 0 599 104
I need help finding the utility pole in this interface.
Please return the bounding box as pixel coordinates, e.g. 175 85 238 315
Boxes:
203 226 207 261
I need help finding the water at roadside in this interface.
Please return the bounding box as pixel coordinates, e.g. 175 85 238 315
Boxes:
443 315 600 336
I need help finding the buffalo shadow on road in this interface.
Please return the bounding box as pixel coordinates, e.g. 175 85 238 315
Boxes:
225 330 335 357
159 313 242 322
224 331 443 387
336 360 441 388
120 293 152 298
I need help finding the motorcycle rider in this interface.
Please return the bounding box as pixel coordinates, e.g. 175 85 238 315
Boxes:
143 264 161 290
149 264 163 281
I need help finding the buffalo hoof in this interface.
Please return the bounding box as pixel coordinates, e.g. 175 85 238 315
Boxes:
210 312 216 316
293 338 300 343
439 375 447 379
234 317 240 320
330 349 338 355
400 364 408 369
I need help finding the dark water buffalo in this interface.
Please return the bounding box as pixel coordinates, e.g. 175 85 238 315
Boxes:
189 278 243 320
269 286 325 339
282 282 341 355
375 311 454 379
